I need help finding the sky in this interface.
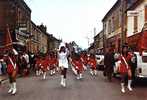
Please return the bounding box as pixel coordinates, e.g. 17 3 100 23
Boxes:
25 0 117 49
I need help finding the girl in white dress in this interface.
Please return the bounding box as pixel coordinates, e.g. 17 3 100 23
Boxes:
58 46 69 87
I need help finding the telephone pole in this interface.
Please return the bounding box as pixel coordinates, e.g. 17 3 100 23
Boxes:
121 0 127 50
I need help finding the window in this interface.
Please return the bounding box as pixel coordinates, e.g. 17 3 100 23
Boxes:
145 6 147 22
112 17 115 32
142 56 147 63
108 20 111 34
134 16 138 33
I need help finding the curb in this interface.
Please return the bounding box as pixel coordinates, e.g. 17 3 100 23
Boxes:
0 78 8 84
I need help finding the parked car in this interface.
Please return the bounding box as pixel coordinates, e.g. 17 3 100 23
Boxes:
95 55 104 71
134 52 147 78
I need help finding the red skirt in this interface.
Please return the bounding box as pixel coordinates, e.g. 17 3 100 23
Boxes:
119 64 128 74
7 64 18 74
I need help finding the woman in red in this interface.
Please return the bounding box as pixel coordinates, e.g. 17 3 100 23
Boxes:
40 56 49 79
80 52 88 70
119 44 133 93
72 53 84 79
88 54 97 76
5 50 18 95
35 55 42 76
49 52 57 75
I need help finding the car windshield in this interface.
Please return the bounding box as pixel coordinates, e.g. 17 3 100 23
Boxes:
142 56 147 63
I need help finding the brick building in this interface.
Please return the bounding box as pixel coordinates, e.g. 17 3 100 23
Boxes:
0 0 31 51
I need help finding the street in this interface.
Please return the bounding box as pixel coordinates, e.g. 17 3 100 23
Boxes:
0 69 147 100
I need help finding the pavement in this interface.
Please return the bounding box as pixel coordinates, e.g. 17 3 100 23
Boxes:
0 75 7 83
0 70 147 100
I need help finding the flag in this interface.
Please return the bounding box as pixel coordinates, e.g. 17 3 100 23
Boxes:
4 25 13 50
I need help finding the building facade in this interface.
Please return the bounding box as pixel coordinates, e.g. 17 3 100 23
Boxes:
37 25 48 54
94 30 104 54
102 0 122 52
48 35 61 51
30 21 40 53
0 0 31 51
127 0 147 51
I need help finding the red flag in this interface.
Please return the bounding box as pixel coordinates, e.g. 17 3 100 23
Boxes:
4 25 13 50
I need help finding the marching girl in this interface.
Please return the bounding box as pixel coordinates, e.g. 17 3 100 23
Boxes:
119 44 133 93
40 56 49 80
71 53 84 80
35 55 42 76
88 54 97 76
58 46 69 87
5 49 18 95
80 52 88 70
49 52 58 75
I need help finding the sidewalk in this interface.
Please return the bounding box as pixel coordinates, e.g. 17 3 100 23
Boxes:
0 75 7 84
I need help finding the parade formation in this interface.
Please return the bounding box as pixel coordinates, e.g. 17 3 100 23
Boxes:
0 42 142 95
1 0 147 100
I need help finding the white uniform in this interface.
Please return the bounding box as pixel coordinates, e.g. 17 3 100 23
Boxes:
58 52 68 68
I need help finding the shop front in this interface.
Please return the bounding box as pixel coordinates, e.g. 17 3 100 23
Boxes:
106 34 121 52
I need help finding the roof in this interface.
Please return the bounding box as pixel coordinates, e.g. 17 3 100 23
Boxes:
102 0 121 22
127 0 143 10
94 30 103 38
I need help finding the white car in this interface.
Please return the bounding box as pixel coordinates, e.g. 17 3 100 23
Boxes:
134 52 147 78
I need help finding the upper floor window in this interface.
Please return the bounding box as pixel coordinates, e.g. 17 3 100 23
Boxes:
134 16 138 33
108 20 111 34
145 5 147 22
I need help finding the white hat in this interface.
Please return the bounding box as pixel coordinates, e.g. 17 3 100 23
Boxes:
59 42 65 49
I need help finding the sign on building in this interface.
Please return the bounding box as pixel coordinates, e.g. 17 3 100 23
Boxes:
127 11 139 17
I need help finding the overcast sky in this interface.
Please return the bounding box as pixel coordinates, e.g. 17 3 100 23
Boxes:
25 0 117 49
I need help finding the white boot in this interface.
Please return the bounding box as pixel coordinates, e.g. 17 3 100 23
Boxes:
8 84 13 93
63 78 66 87
38 70 42 75
76 74 80 80
53 69 56 74
128 80 133 91
90 70 94 76
12 82 17 95
50 70 53 75
94 70 97 76
43 72 46 80
60 75 64 86
79 73 83 79
121 83 125 93
36 70 39 76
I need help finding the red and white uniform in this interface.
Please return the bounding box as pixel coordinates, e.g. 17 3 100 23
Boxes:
119 53 132 74
72 59 84 73
49 57 57 70
88 58 97 70
40 58 49 71
35 58 42 69
81 55 88 66
7 56 18 75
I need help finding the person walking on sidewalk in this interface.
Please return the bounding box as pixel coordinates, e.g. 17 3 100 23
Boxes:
119 44 133 93
5 49 18 95
104 47 115 82
58 46 69 87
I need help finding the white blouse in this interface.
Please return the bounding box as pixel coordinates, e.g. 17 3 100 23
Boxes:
58 52 68 68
